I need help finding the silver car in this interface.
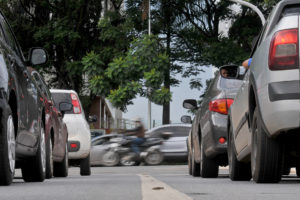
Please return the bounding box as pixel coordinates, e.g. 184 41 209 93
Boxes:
226 0 300 183
90 134 122 166
146 124 191 161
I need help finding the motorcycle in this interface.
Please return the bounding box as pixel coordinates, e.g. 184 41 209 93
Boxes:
108 132 172 166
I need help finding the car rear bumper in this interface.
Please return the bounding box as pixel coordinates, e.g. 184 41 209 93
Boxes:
203 112 228 158
258 82 300 137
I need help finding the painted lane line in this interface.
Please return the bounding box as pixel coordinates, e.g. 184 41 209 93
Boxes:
139 174 193 200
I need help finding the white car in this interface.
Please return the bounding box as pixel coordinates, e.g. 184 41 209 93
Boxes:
50 89 92 175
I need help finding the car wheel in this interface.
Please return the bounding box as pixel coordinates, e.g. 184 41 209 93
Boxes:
0 105 15 185
188 151 192 175
102 150 120 167
22 123 46 182
251 108 282 183
296 166 300 177
228 123 251 181
282 167 290 176
191 145 200 177
200 139 218 178
80 154 91 176
53 143 69 177
45 136 53 179
145 151 163 165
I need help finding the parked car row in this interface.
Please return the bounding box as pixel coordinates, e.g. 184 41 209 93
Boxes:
0 10 95 185
182 0 300 183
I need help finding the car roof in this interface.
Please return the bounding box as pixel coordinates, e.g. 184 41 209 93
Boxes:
146 123 191 133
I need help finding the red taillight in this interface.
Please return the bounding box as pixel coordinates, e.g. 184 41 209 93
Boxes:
70 93 81 114
219 137 226 144
269 29 299 70
70 143 77 148
209 99 234 115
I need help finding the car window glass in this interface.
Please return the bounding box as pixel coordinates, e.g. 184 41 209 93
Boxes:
92 138 106 146
148 126 190 137
51 92 74 114
220 78 243 89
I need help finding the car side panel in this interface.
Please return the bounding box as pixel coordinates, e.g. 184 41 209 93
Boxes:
230 70 251 156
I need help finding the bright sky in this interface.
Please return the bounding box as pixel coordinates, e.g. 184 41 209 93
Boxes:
123 67 214 129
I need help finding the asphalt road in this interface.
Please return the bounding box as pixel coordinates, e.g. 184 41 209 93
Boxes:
1 165 300 200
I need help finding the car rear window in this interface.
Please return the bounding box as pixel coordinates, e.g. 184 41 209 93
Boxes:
51 92 74 114
220 78 243 90
282 5 300 16
148 126 191 137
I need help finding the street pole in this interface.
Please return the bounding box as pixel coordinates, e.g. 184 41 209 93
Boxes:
147 0 152 129
229 0 265 25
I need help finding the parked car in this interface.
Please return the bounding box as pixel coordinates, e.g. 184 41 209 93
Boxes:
226 0 300 183
182 66 243 178
146 124 191 161
0 10 49 185
50 89 96 176
28 68 70 178
90 134 122 166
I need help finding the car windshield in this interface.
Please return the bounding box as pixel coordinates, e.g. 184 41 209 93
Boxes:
220 78 243 90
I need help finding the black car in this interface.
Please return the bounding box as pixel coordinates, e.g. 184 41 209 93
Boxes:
0 11 49 185
182 65 243 178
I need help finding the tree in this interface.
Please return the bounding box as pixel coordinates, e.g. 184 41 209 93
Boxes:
0 0 104 93
83 34 171 111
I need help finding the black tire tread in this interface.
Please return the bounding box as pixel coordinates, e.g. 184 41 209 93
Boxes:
251 108 282 183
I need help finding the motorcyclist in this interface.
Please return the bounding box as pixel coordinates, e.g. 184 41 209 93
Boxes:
124 118 146 160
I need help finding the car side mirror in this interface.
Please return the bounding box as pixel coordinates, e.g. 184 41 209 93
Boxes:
88 115 98 123
59 102 73 117
29 48 48 66
181 115 192 124
183 99 198 109
219 65 239 79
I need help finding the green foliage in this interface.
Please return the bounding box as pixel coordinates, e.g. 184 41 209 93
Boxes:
84 35 171 111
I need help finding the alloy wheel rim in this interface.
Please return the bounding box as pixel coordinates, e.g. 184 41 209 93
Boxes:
103 151 118 165
7 115 15 174
147 152 161 165
40 128 46 173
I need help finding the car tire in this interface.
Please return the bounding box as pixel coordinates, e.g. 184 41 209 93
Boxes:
200 139 218 178
80 154 91 176
296 166 300 177
282 167 290 176
188 151 192 175
251 108 282 183
45 136 53 179
145 150 164 165
191 145 200 177
22 123 46 182
53 143 68 177
102 150 120 167
228 123 251 181
0 105 15 185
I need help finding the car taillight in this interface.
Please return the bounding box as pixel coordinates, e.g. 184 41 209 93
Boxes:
269 29 299 70
70 93 81 114
209 99 234 115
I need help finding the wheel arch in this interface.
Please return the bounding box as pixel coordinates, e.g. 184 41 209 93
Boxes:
8 90 17 137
